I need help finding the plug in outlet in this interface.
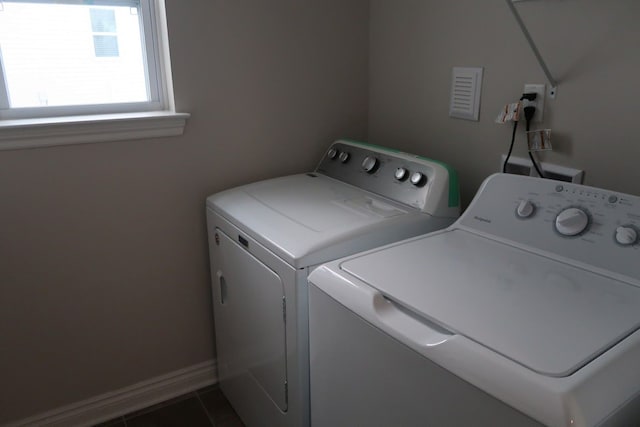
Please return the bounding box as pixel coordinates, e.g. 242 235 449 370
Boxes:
523 84 545 122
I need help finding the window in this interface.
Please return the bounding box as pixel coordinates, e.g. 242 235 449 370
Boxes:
0 0 188 149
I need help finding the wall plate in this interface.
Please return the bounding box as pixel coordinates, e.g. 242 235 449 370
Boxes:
523 83 545 122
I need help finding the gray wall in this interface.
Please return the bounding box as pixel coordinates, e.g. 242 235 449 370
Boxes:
0 0 369 423
369 0 640 207
4 0 639 422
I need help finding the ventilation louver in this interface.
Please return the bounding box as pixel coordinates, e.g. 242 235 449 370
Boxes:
449 67 483 121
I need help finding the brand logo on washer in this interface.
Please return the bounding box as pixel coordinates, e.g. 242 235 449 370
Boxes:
473 216 492 223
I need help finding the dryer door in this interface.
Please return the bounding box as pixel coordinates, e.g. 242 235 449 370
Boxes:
214 229 288 411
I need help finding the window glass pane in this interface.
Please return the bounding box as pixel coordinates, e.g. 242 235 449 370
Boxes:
93 35 120 57
0 2 148 108
90 8 117 33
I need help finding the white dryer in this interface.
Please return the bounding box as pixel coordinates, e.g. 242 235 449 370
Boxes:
308 173 640 427
205 139 460 427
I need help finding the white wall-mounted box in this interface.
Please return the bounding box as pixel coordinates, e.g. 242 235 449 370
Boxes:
501 154 584 183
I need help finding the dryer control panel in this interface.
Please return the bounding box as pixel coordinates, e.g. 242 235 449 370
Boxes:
316 140 459 218
459 173 640 282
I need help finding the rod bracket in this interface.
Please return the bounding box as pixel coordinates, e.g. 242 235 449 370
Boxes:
506 0 559 93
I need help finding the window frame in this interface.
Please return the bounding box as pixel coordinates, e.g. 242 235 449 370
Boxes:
0 0 188 150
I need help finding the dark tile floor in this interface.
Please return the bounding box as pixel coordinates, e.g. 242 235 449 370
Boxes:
93 385 244 427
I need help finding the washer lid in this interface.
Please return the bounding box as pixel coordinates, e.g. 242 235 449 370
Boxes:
340 230 640 377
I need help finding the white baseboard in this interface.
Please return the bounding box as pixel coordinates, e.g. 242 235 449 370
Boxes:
5 359 217 427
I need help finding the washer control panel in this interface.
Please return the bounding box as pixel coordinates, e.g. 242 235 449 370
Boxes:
316 140 458 217
459 173 640 281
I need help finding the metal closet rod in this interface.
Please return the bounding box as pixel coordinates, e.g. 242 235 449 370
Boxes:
506 0 558 89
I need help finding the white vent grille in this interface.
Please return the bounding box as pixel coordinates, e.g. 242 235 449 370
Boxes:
449 67 483 121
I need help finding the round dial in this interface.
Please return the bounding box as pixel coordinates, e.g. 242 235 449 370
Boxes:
555 208 589 236
516 200 535 218
410 172 427 187
615 226 637 246
361 156 379 173
394 167 409 181
338 151 350 163
327 148 339 160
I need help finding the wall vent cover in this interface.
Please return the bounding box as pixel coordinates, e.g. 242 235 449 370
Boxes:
449 67 483 121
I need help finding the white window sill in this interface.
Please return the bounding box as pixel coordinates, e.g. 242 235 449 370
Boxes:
0 111 190 150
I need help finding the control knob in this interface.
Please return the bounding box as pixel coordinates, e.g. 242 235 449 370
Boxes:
555 208 589 236
327 148 339 160
410 172 427 187
361 156 379 173
615 226 637 246
338 151 350 163
516 200 535 218
394 167 409 181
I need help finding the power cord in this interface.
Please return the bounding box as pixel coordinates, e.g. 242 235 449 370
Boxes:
523 105 545 178
502 93 536 174
502 119 519 173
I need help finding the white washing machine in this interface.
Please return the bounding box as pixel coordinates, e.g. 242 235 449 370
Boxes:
308 173 640 427
205 139 460 427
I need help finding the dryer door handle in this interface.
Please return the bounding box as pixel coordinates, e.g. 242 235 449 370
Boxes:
217 271 228 305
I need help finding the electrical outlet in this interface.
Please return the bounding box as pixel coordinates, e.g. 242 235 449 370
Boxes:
523 83 545 122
